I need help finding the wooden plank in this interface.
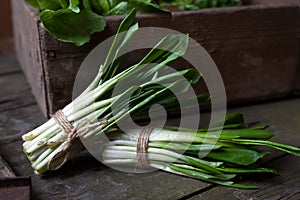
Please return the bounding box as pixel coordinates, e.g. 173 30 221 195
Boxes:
0 105 43 139
0 72 36 114
0 56 36 112
0 73 28 98
11 0 48 116
0 90 36 113
0 176 31 200
0 55 43 136
0 55 20 75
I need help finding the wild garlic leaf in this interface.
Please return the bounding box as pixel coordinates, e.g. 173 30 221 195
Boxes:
208 112 245 129
219 129 274 140
38 0 65 10
90 0 111 14
207 148 267 166
68 0 80 13
232 139 300 156
40 9 106 46
25 0 40 10
82 0 92 9
127 0 168 13
59 0 69 8
105 2 129 15
108 0 123 8
106 0 168 15
217 167 277 174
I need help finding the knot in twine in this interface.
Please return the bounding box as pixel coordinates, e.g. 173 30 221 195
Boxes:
136 126 153 168
52 110 78 144
47 110 83 170
48 110 108 170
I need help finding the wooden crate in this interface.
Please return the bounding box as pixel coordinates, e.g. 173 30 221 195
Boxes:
12 0 300 118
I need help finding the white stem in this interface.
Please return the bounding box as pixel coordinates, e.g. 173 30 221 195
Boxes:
25 99 112 153
32 148 55 168
35 142 67 172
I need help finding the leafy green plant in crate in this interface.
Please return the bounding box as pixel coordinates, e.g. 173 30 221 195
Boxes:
25 0 240 46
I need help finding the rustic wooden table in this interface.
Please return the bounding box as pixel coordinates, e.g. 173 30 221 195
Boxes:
0 55 299 200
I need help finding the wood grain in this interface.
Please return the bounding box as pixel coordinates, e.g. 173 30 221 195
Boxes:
11 0 48 116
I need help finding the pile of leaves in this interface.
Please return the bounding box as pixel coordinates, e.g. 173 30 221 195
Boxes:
25 0 240 46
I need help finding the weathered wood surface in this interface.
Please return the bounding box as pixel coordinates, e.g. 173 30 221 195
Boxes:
0 156 15 177
11 0 47 116
0 55 300 199
12 0 300 118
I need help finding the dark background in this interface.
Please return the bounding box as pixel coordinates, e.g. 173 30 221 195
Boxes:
0 0 14 54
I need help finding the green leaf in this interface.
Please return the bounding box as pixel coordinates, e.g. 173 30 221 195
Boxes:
25 0 40 10
200 124 247 132
90 0 111 14
217 167 277 174
167 163 258 189
180 156 223 174
220 129 274 140
138 34 189 66
115 8 137 33
197 129 274 140
232 139 300 156
200 113 246 132
150 142 222 152
227 183 259 189
106 0 168 15
211 0 218 7
105 23 139 79
127 0 168 13
167 0 239 10
181 4 199 10
169 164 235 181
154 163 258 189
59 0 69 8
249 125 269 130
181 68 202 84
82 0 92 9
106 77 195 131
40 9 106 46
158 0 193 7
196 94 211 103
142 68 200 87
101 9 138 82
207 148 267 166
214 113 245 127
106 2 129 15
38 0 66 10
68 0 80 13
